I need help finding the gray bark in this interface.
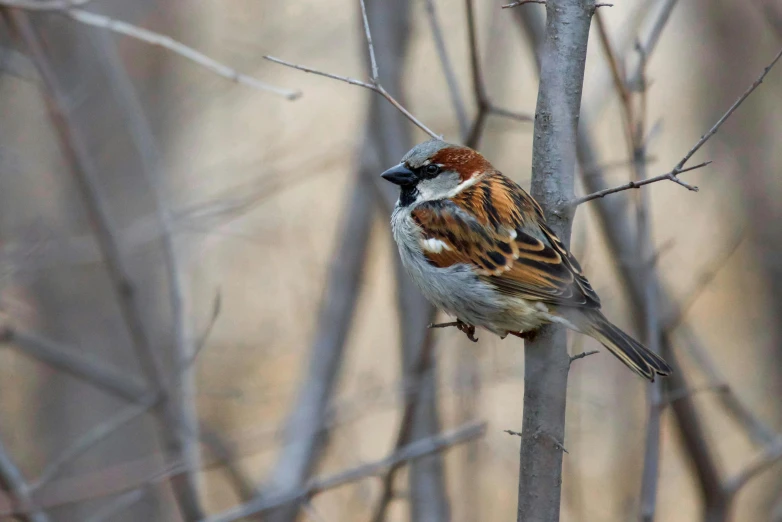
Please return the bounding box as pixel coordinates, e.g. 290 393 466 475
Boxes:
517 2 595 521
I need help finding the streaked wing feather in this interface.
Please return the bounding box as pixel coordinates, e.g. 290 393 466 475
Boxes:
411 173 600 309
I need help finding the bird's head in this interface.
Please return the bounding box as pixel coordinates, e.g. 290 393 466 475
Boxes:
381 139 492 206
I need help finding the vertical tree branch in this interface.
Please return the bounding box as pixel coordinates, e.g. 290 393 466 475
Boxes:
91 25 203 510
517 1 595 521
263 171 373 522
5 10 204 518
0 438 50 522
361 0 449 520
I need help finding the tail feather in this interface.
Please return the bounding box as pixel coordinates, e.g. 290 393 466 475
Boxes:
581 310 673 381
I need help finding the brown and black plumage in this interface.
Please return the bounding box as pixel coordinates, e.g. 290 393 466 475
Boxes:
384 139 672 381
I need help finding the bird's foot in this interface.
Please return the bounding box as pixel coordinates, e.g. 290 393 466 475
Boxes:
428 318 478 342
508 330 538 342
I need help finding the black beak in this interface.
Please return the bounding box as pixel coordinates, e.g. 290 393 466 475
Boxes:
381 164 417 186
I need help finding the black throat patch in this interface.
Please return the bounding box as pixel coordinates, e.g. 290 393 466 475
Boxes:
399 185 419 207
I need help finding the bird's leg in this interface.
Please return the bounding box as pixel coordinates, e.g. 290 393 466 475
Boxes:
508 330 538 342
428 318 478 342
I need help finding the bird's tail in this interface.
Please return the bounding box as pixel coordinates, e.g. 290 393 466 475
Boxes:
579 309 673 381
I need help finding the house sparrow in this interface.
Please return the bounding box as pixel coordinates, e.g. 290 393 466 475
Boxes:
381 139 672 381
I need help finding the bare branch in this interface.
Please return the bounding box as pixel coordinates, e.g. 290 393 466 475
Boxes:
662 231 744 332
674 46 782 171
0 0 89 9
0 438 50 522
31 397 157 490
264 55 439 139
577 44 782 204
0 3 301 99
83 489 148 522
586 0 679 121
93 25 205 510
502 0 546 9
7 10 206 517
262 172 373 519
425 0 469 136
568 350 598 364
464 0 533 147
202 422 486 522
675 324 778 447
725 438 782 498
517 1 594 521
571 161 710 206
2 325 257 500
368 327 439 522
358 0 378 82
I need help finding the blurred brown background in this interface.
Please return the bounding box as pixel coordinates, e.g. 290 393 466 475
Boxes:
1 0 781 521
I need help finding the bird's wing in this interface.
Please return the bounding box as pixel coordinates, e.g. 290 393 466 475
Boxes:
410 173 600 308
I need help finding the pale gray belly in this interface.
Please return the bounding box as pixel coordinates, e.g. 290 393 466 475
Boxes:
391 208 553 335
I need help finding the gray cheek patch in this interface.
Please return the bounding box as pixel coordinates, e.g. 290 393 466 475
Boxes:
415 171 461 202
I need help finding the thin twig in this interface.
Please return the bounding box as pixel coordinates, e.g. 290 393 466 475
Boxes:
358 0 378 82
83 489 148 522
31 397 157 490
202 422 487 522
724 438 782 497
516 1 594 520
368 321 438 522
262 173 373 521
572 161 710 205
264 56 439 139
586 0 679 120
675 45 782 171
8 11 205 517
0 0 89 8
502 0 546 9
424 0 469 137
1 325 257 499
662 231 744 332
0 438 50 522
0 4 301 99
578 44 782 204
569 350 598 364
464 0 532 147
94 25 205 508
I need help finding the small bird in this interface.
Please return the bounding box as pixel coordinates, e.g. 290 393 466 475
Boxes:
381 139 672 381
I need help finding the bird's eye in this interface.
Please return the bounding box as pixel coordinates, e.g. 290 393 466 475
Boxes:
424 164 440 177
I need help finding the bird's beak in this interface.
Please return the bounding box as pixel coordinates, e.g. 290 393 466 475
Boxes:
381 164 417 186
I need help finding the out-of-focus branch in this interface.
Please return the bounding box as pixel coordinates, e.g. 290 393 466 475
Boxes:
0 438 50 522
355 1 449 520
0 0 89 9
264 55 438 139
83 489 148 522
1 323 257 506
575 44 782 205
571 161 710 205
424 0 469 137
31 396 156 490
724 437 782 499
368 325 439 522
6 10 206 518
464 0 532 148
502 0 546 8
262 172 373 522
584 0 679 122
521 7 782 522
0 3 300 98
516 2 594 521
593 19 665 519
93 25 204 510
202 422 486 522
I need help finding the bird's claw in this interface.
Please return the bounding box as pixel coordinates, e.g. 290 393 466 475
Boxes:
508 329 538 342
428 318 478 342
